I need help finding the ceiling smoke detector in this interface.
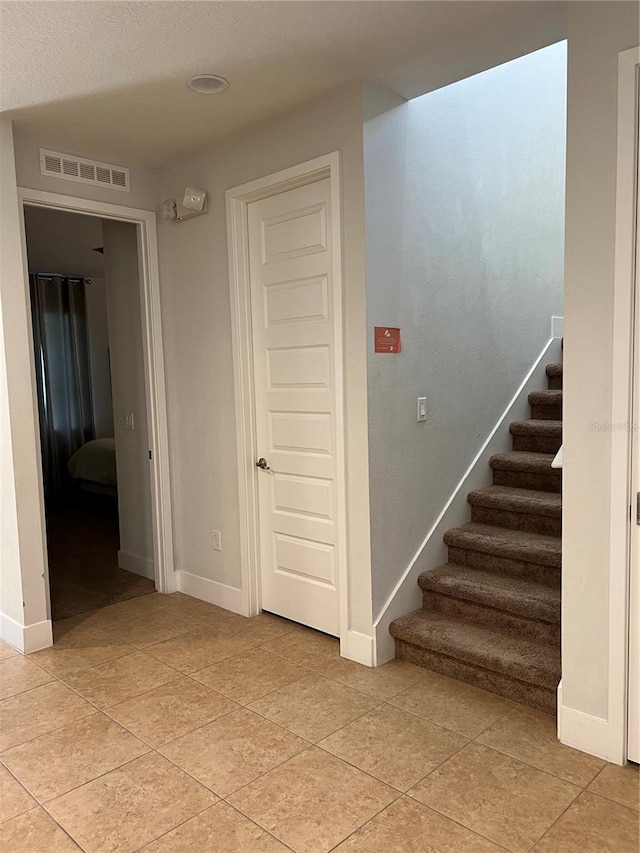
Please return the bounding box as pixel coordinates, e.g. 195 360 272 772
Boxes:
186 74 229 94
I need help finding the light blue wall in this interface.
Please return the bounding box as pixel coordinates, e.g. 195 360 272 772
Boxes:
365 42 567 614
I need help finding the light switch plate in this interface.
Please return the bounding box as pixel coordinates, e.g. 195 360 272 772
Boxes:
417 397 427 422
123 413 135 431
212 530 222 551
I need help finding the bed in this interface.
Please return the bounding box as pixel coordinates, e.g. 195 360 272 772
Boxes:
67 438 118 497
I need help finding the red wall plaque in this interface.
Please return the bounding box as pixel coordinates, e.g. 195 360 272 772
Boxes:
374 326 401 353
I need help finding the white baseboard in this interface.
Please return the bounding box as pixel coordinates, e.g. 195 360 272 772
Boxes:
341 630 375 667
118 550 155 581
176 570 245 615
0 611 53 653
558 703 619 763
373 336 563 665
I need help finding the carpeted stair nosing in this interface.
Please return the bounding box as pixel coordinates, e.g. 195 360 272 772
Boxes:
443 522 561 568
489 451 557 473
509 420 562 438
418 563 560 623
389 610 560 690
467 485 561 518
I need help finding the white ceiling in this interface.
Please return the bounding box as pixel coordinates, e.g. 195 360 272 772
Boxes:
0 1 566 167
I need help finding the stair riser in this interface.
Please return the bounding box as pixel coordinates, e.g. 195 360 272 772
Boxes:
448 546 560 586
394 640 557 714
470 505 562 537
547 376 562 390
493 469 561 493
531 403 562 420
512 434 562 454
423 592 561 645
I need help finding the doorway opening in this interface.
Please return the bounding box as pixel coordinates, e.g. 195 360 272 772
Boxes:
18 188 175 637
24 208 155 620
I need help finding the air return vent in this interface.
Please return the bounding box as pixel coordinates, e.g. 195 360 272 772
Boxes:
39 149 130 192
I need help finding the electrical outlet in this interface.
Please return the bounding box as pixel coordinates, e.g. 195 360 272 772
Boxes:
212 530 222 551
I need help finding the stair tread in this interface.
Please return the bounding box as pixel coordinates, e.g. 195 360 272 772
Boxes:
545 363 563 377
443 522 561 567
390 611 560 688
467 485 562 517
419 562 560 623
490 451 558 473
528 389 562 404
509 419 562 436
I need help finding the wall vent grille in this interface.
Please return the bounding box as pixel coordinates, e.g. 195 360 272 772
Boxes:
39 149 130 192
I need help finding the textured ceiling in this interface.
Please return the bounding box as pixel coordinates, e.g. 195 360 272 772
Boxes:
0 1 566 166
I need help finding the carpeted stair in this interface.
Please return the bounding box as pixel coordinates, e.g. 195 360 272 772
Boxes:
390 360 563 714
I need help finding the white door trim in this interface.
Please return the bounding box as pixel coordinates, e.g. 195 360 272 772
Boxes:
17 187 176 597
226 153 349 645
607 46 639 763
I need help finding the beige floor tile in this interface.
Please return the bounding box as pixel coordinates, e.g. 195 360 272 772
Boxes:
71 593 172 629
160 707 307 796
167 597 256 632
261 628 341 669
2 712 149 801
229 747 396 853
0 764 36 823
477 705 606 786
107 676 238 746
410 742 579 853
232 613 302 645
0 656 54 700
62 651 179 709
0 808 81 851
249 674 379 742
192 647 306 704
319 703 467 790
0 681 94 751
0 640 19 663
389 669 513 737
333 795 504 852
145 627 255 673
319 658 426 700
141 802 291 852
30 623 134 677
99 610 202 648
47 752 217 853
534 790 639 852
587 761 639 810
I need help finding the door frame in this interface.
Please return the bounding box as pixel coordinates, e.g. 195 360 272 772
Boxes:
226 152 349 642
17 187 176 598
609 46 640 763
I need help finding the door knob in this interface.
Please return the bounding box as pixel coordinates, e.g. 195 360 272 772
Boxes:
256 457 270 470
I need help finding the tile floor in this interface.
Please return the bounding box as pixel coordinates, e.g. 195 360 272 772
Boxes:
0 592 637 853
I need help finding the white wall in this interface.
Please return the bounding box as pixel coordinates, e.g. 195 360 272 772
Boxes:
23 207 114 438
157 84 373 637
562 1 639 735
13 134 160 211
0 119 50 648
102 220 154 572
365 43 567 614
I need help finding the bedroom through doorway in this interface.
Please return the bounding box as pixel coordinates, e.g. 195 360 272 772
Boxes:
23 206 156 621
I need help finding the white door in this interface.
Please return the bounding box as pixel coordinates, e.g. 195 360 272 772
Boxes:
248 177 341 635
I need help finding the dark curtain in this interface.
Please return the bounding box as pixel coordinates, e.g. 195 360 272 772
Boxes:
29 274 95 497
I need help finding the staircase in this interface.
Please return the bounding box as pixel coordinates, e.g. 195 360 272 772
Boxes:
389 359 563 714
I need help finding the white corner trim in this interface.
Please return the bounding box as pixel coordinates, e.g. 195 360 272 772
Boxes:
341 630 376 667
551 315 564 338
558 701 619 763
176 570 245 615
0 611 53 653
118 550 155 580
373 336 562 664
